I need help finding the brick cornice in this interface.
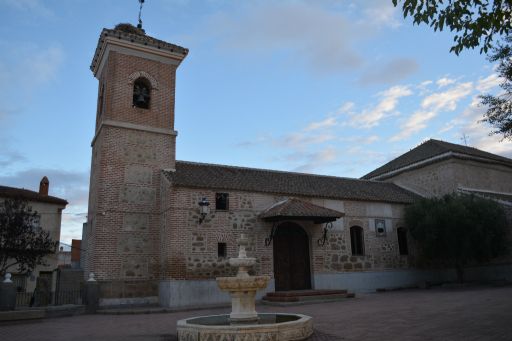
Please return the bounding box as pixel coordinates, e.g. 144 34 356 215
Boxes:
91 119 177 146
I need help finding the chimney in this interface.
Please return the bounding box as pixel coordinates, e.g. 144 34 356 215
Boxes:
39 176 49 196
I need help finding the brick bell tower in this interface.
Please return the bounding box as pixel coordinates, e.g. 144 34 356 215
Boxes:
86 23 187 301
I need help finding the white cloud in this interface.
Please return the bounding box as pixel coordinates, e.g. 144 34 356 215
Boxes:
438 118 464 134
349 85 413 128
361 0 401 28
390 110 437 141
390 81 473 141
339 135 380 144
456 98 512 157
291 147 338 173
476 73 501 93
304 117 337 131
421 82 473 112
436 77 456 88
279 132 336 149
335 102 355 115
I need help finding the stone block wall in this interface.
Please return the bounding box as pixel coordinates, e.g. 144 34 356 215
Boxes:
386 158 512 197
161 185 413 284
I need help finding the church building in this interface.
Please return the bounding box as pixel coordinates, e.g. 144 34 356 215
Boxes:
84 24 512 308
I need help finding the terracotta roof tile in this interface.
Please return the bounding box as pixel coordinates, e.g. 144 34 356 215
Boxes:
362 139 512 180
0 185 68 206
259 198 344 223
165 161 418 204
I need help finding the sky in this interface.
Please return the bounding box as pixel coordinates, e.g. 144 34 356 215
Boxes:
1 0 511 244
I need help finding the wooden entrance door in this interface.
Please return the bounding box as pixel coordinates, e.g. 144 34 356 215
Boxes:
273 223 311 291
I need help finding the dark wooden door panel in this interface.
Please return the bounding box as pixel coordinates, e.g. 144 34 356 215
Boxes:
273 223 311 291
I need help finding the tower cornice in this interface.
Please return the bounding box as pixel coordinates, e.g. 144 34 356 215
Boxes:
90 26 188 78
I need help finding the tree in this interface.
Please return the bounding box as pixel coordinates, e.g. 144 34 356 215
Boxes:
0 198 58 276
481 36 512 139
392 0 512 140
404 193 509 283
392 0 512 55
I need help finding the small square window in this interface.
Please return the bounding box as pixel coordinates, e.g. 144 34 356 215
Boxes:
216 193 229 210
218 243 227 258
375 219 386 237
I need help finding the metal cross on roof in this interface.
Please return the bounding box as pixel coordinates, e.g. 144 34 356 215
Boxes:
137 0 145 29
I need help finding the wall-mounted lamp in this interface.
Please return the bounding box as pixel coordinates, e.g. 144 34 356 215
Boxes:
198 197 210 224
317 221 334 246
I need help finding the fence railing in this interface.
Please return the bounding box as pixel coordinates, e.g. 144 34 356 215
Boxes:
54 289 83 305
15 289 83 307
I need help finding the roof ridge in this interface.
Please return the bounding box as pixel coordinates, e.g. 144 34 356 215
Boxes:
0 185 68 205
175 160 394 185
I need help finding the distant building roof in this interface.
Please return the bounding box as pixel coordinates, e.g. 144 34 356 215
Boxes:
259 198 345 223
0 185 68 206
164 161 419 204
90 23 188 72
362 139 512 180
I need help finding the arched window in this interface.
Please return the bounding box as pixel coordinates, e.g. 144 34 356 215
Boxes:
350 226 364 256
132 78 151 109
397 227 409 255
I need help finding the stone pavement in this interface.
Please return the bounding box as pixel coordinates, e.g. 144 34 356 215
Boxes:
1 286 511 341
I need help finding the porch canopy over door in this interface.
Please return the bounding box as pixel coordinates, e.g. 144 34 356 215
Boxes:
259 198 344 224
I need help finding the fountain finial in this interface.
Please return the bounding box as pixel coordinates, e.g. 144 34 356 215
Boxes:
237 233 248 258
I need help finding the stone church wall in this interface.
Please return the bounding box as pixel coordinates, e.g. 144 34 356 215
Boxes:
386 158 512 197
161 185 412 282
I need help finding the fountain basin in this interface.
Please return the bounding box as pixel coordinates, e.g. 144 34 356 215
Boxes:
229 257 256 268
217 275 270 291
177 313 313 341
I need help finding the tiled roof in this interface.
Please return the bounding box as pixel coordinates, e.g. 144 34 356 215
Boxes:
259 198 345 223
362 139 512 180
164 161 419 204
90 23 188 72
0 185 68 205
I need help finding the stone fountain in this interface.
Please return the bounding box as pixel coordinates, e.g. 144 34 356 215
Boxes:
216 233 269 322
177 234 313 341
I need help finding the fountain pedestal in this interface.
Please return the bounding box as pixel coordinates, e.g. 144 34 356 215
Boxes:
217 275 269 322
216 234 269 322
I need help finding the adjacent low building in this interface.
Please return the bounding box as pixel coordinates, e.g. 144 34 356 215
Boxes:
0 177 68 297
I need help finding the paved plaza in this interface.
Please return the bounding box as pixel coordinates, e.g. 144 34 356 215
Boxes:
1 286 511 341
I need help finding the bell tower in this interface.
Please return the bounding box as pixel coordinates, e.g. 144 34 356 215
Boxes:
85 23 187 301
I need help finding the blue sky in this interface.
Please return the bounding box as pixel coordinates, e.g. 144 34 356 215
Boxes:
1 0 511 243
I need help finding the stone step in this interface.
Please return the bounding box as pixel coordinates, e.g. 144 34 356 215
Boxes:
262 290 355 304
265 289 347 298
